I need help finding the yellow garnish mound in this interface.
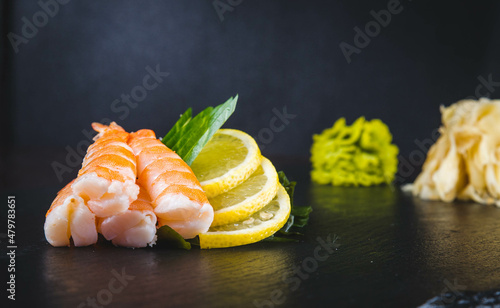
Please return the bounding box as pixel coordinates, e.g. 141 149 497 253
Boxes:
310 117 399 186
411 98 500 207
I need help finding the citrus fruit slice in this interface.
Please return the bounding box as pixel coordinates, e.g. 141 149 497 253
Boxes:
199 185 291 249
209 157 279 227
191 129 261 198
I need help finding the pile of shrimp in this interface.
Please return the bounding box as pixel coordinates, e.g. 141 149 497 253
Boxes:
44 122 214 248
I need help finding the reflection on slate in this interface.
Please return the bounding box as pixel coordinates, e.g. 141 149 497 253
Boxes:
419 289 500 307
2 162 500 307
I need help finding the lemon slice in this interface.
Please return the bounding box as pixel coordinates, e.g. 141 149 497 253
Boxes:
209 157 279 227
191 129 261 198
199 185 291 249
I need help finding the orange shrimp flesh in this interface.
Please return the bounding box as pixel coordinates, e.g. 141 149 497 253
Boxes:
44 180 98 247
98 185 157 248
72 122 139 217
128 129 214 239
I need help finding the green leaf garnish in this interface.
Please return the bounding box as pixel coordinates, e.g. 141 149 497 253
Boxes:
263 235 299 242
291 206 313 217
263 171 312 242
162 95 238 165
162 108 192 143
156 225 191 250
278 171 296 208
187 236 200 247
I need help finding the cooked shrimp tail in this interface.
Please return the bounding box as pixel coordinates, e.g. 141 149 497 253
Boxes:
72 122 139 217
128 129 214 239
98 185 157 248
44 180 98 247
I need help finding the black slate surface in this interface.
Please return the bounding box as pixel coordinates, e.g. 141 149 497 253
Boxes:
1 162 499 307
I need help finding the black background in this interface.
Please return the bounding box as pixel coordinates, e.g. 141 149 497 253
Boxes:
2 0 500 185
1 2 500 307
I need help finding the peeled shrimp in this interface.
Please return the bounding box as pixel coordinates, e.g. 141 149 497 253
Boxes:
128 129 214 239
98 185 157 248
72 122 139 217
44 180 98 247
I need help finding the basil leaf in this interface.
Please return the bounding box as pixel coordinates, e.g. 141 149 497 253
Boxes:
276 230 303 236
156 225 191 250
281 214 295 233
187 236 200 247
264 171 312 242
291 216 310 228
162 95 238 165
162 108 192 143
263 235 299 242
278 171 296 208
291 206 312 218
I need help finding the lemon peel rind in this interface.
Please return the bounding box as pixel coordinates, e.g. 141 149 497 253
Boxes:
210 157 279 227
199 129 262 198
199 185 291 249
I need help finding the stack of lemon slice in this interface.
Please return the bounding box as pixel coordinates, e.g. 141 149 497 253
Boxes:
191 129 291 249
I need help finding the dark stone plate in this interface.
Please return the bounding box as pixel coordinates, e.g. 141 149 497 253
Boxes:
2 162 499 307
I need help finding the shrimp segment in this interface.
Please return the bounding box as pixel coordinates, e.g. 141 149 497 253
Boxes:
72 122 139 217
44 180 98 247
98 186 157 248
128 129 214 239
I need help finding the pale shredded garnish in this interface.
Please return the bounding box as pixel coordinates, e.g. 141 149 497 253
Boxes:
412 98 500 207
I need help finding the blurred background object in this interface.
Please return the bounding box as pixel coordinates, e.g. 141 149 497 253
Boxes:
2 0 500 189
